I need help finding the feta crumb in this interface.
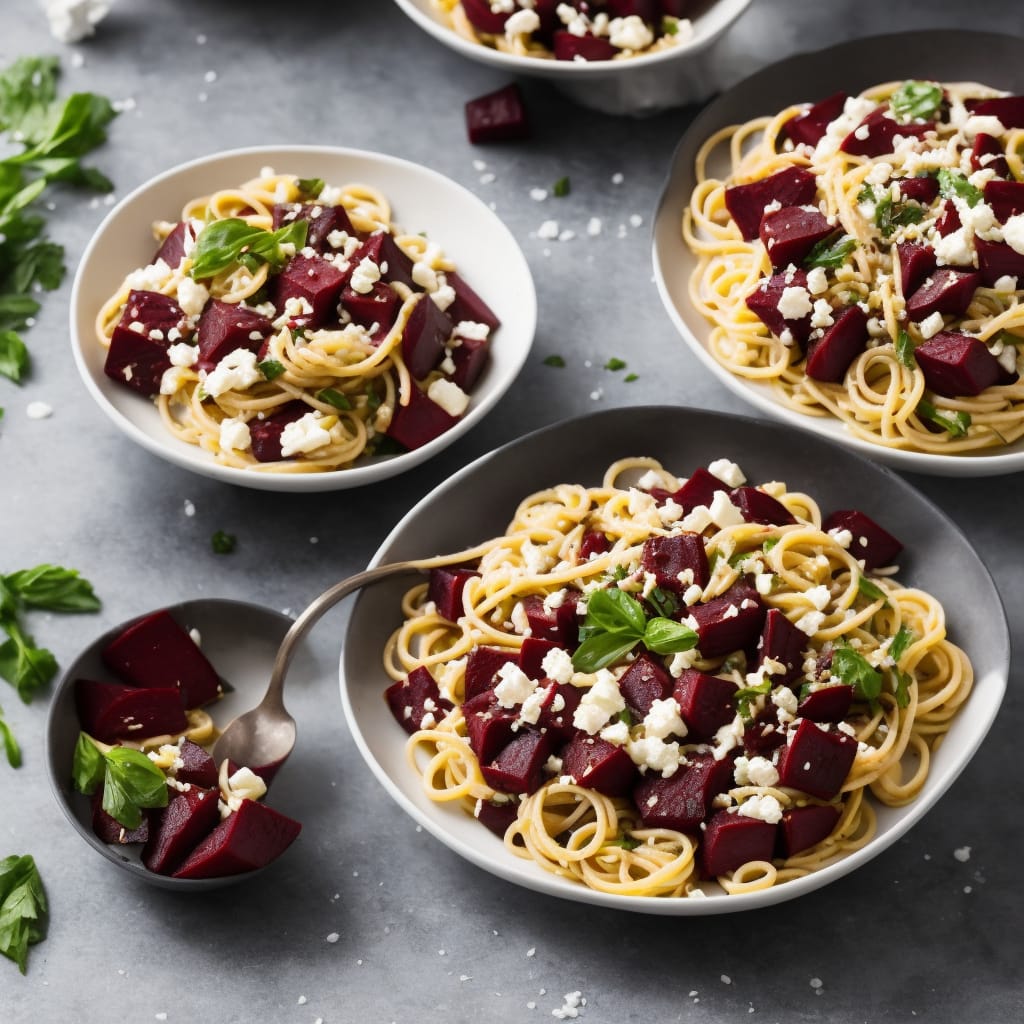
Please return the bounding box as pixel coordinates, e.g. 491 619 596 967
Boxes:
219 417 251 452
280 411 332 457
202 348 261 397
426 378 470 418
43 0 110 43
778 285 813 320
707 458 745 487
176 277 210 318
26 401 53 419
538 220 560 240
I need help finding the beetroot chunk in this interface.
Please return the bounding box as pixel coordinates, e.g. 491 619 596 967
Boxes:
340 283 400 340
633 752 734 831
102 608 221 709
983 180 1024 223
75 679 186 744
104 290 189 397
579 530 611 562
463 690 519 764
172 798 302 879
840 105 931 157
143 786 220 875
460 0 510 33
522 592 580 649
249 401 308 463
272 201 355 251
728 486 796 526
915 331 1016 397
779 803 842 858
893 175 939 205
746 269 813 346
804 304 869 383
896 242 938 297
905 268 981 320
91 791 150 845
402 295 453 379
724 166 818 241
934 199 961 237
776 719 857 800
970 94 1024 129
464 646 519 702
976 238 1024 287
174 738 218 789
670 467 728 513
386 384 459 450
427 566 480 622
973 136 1011 180
759 206 834 271
640 533 709 593
618 652 672 720
444 270 501 331
481 729 555 795
448 333 489 392
755 609 806 686
700 811 777 877
822 509 902 570
560 734 637 797
553 31 617 62
690 582 766 658
517 636 561 680
605 0 659 19
783 91 847 148
153 221 195 269
672 669 737 741
465 83 531 143
352 232 418 292
797 684 854 723
535 681 582 742
271 253 346 329
384 665 453 735
474 799 518 838
196 299 272 371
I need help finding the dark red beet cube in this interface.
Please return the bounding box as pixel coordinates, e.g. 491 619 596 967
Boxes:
984 180 1024 223
386 384 459 450
172 798 302 879
75 678 186 744
553 31 617 62
755 609 805 686
776 719 857 800
271 253 346 329
976 238 1024 287
522 592 580 648
746 269 813 346
700 810 777 877
174 738 218 789
474 799 518 838
670 467 728 513
143 786 220 875
605 0 659 19
272 201 355 251
724 166 818 241
759 206 834 270
104 290 189 397
444 270 501 331
840 105 931 157
633 752 734 831
463 691 520 764
460 0 511 32
579 530 611 561
673 669 737 741
805 304 869 383
465 646 520 702
402 295 454 379
906 268 981 320
618 652 672 719
102 608 221 709
448 334 489 392
728 486 797 526
797 684 854 723
915 331 1016 397
934 199 961 237
971 134 1010 178
823 509 902 570
196 299 272 371
970 94 1024 129
896 243 937 297
560 734 637 797
465 83 531 143
340 283 400 340
249 401 308 462
535 682 581 742
481 729 555 795
779 803 842 858
427 566 480 621
518 636 561 680
690 582 766 658
743 711 787 757
893 175 939 205
153 221 195 269
783 91 847 148
640 533 709 593
384 666 453 736
353 232 417 291
91 791 151 845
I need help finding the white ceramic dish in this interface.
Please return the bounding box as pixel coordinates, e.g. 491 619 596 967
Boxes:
393 0 752 115
653 30 1024 477
71 145 536 493
340 406 1009 915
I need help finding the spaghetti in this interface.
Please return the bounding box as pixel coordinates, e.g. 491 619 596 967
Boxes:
684 79 1024 454
383 457 971 898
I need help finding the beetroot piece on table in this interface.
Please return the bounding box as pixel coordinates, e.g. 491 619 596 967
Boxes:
822 508 902 571
481 729 555 795
797 684 854 723
75 679 187 745
444 270 501 332
776 719 858 800
778 803 842 858
640 534 709 593
173 738 219 789
914 331 1017 397
672 669 737 741
402 294 454 379
755 609 806 686
783 91 847 148
896 243 938 298
618 652 673 720
385 384 460 451
152 221 195 270
103 290 189 397
905 268 981 321
464 646 520 702
700 810 778 877
633 752 735 831
428 566 480 622
465 83 531 143
724 166 818 241
270 253 347 329
728 486 797 526
196 299 273 371
249 401 309 463
171 798 302 879
560 735 637 797
689 582 766 658
91 792 150 845
746 269 814 346
384 665 453 736
804 305 870 384
552 31 617 62
463 690 520 764
272 201 355 251
759 206 834 270
102 608 222 709
142 786 220 875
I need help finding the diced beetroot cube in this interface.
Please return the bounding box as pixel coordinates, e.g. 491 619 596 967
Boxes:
142 786 220 875
75 678 127 736
385 384 459 450
464 646 519 702
272 201 355 251
196 299 272 371
746 269 813 346
640 533 709 593
671 467 728 514
173 738 218 789
728 486 796 526
227 755 286 789
755 609 805 686
783 91 847 148
915 331 1016 397
777 719 857 799
172 798 302 879
804 304 869 383
579 530 611 561
797 684 854 723
152 221 195 270
983 180 1024 223
724 166 818 241
481 729 555 795
700 811 777 877
522 592 580 648
444 270 501 331
905 268 981 320
970 94 1024 129
672 669 737 741
840 105 931 157
352 232 418 291
972 134 1011 179
427 566 480 621
448 334 489 392
822 509 902 570
103 290 189 397
605 0 659 20
102 608 222 709
463 691 520 764
402 295 454 379
743 710 787 757
535 681 581 742
560 734 637 797
460 0 510 33
893 175 939 205
633 751 735 831
759 206 833 271
553 31 617 62
474 799 518 838
690 582 766 658
340 283 400 340
618 653 672 719
976 237 1024 287
91 792 151 845
384 665 453 736
75 678 186 744
778 803 842 858
659 0 693 14
465 83 531 143
896 242 937 297
518 637 560 680
249 401 308 462
271 253 346 329
934 199 961 237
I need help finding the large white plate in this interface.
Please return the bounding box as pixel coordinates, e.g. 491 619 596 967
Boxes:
340 406 1008 915
653 30 1024 477
71 145 536 492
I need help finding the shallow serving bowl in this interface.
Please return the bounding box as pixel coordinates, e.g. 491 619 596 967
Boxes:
340 405 1009 915
71 145 536 493
393 0 752 115
653 30 1024 477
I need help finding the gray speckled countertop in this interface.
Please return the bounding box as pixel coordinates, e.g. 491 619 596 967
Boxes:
3 1 1022 1021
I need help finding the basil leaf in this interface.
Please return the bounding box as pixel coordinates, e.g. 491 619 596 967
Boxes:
893 669 912 708
917 400 971 438
734 678 772 720
0 854 47 974
624 373 638 383
889 80 943 124
604 357 627 371
583 588 647 637
874 194 925 238
857 575 888 604
0 704 20 768
0 619 57 703
643 617 698 655
258 358 286 381
937 168 983 208
804 232 857 269
316 387 353 410
661 16 680 36
100 747 168 830
831 645 882 702
71 732 104 794
571 631 640 674
3 564 100 612
0 330 28 383
890 626 915 663
646 587 679 620
189 217 308 279
296 176 324 199
895 328 916 368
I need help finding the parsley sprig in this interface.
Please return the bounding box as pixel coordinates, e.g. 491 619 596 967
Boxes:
937 168 983 209
0 854 47 974
72 733 169 829
917 400 971 438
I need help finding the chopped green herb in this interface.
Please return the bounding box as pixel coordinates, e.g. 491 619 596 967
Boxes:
604 357 627 371
917 400 971 438
831 645 882 703
874 193 926 238
889 80 944 124
889 626 917 708
258 358 286 381
762 537 780 553
189 217 308 279
296 176 325 199
71 732 104 794
857 575 888 604
2 565 99 613
552 176 571 198
646 587 679 620
804 232 858 269
613 707 635 728
0 854 47 974
211 530 236 555
316 387 353 410
606 835 641 851
72 735 168 830
937 168 983 208
734 677 772 720
365 389 382 411
543 354 566 368
623 373 638 383
661 15 680 35
0 703 20 768
889 626 915 663
895 328 916 368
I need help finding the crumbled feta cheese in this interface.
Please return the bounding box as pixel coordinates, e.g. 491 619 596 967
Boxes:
778 285 813 320
933 227 975 268
795 610 826 636
600 720 630 746
707 458 746 487
573 669 625 734
737 794 783 824
708 489 745 528
541 646 574 685
454 320 491 341
494 662 536 708
804 585 831 611
733 755 779 788
608 15 653 50
159 366 191 395
805 266 829 296
426 378 470 418
219 417 251 452
412 260 438 291
26 401 53 420
176 277 210 318
167 342 199 367
918 310 945 339
1003 214 1024 256
125 258 174 292
279 411 332 457
626 735 682 777
643 697 687 741
505 8 540 35
202 348 262 397
350 257 382 294
43 0 110 43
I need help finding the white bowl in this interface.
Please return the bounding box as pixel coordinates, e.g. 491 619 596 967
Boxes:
392 0 753 115
71 145 536 493
341 406 1009 915
652 30 1024 477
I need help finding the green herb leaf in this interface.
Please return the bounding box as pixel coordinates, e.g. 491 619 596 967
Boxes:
804 232 857 269
613 707 635 727
211 530 236 555
571 631 641 674
0 854 47 974
643 617 698 656
581 588 647 638
661 16 680 36
3 564 100 612
258 358 286 381
71 732 104 794
874 193 926 238
316 387 353 410
623 373 638 383
100 746 168 830
895 328 916 368
646 587 679 620
857 575 888 604
0 619 57 703
0 331 29 383
543 354 566 368
890 626 915 663
831 645 882 703
189 217 308 280
604 357 627 371
734 678 772 720
605 835 641 850
889 80 943 124
552 176 571 198
917 400 971 438
937 168 983 208
296 176 324 199
0 703 20 768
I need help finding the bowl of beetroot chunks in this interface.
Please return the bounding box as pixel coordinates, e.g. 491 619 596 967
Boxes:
48 602 303 889
384 479 904 883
